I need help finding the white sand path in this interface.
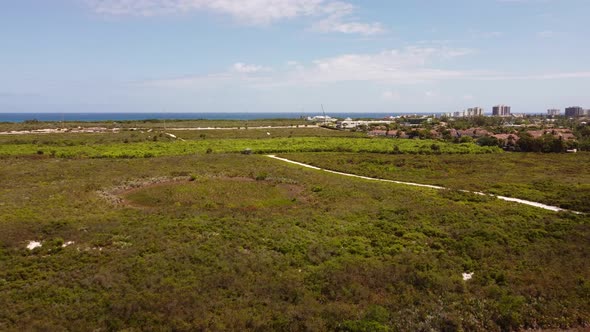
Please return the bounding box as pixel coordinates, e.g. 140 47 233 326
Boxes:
266 155 583 214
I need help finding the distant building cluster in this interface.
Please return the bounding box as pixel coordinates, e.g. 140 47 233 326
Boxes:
304 110 585 153
305 115 397 129
306 115 337 123
444 104 589 119
307 103 589 128
445 105 513 118
466 107 484 117
367 127 577 147
492 105 511 117
565 106 589 117
337 118 395 129
447 107 484 118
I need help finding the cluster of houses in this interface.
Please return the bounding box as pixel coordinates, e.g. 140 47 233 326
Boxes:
368 127 577 145
306 115 399 129
306 114 580 151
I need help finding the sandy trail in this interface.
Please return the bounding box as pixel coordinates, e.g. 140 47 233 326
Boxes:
266 155 583 214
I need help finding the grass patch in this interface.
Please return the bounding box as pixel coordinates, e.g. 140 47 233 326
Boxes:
124 177 303 210
0 136 501 158
278 152 590 213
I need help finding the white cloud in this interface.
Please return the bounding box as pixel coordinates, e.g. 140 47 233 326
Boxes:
291 47 474 84
232 62 271 74
140 43 590 91
309 2 385 35
381 91 400 101
424 90 438 98
140 62 273 89
536 30 555 38
89 0 322 21
141 46 476 89
313 19 384 35
469 30 503 39
481 71 590 80
87 0 384 34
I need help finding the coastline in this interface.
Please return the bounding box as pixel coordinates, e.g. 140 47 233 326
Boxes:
0 112 406 123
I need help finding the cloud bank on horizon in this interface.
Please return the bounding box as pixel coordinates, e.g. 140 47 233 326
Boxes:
88 0 385 35
0 0 589 113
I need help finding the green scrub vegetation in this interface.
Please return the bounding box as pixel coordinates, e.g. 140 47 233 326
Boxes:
0 135 500 158
0 123 588 331
278 152 590 214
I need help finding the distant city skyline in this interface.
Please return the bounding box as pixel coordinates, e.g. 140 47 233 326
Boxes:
1 0 589 113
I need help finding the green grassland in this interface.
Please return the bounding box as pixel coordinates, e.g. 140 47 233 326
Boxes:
277 152 590 213
0 135 500 158
0 124 588 331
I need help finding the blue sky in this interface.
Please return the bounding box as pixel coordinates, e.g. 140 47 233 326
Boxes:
1 0 589 114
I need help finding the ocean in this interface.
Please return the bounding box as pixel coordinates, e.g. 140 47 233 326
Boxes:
0 112 409 123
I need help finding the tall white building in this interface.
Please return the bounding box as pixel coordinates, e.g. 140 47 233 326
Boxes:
448 107 484 118
466 107 484 117
492 105 511 117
